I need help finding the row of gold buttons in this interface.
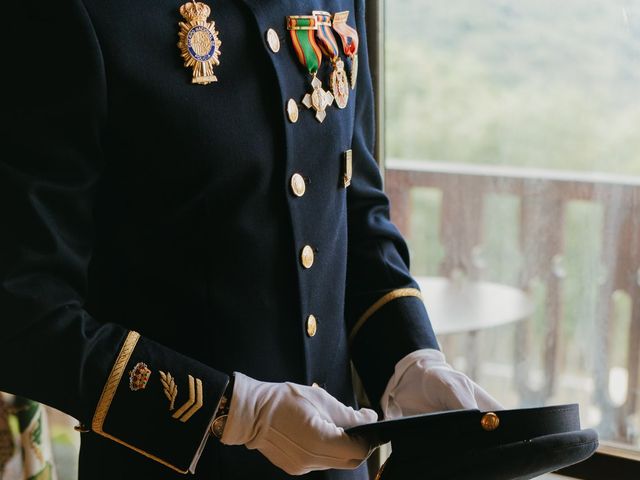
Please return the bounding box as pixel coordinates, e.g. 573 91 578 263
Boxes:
268 28 318 339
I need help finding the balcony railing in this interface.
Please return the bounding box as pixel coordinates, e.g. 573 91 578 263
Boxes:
385 159 640 446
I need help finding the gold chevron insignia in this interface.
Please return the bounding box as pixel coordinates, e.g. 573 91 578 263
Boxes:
171 375 204 422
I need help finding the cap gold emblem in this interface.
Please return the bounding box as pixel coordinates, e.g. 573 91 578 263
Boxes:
480 412 500 431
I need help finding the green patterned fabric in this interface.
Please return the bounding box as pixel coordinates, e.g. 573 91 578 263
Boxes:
0 395 14 474
0 395 57 480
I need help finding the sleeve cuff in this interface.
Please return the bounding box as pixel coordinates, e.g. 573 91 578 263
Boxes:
91 331 229 474
349 292 439 409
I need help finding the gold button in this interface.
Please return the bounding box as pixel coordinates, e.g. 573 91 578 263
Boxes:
306 315 318 337
290 173 306 197
300 245 314 269
266 28 280 53
287 98 299 123
480 412 500 431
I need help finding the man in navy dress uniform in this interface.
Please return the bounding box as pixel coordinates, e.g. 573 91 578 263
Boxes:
0 0 500 478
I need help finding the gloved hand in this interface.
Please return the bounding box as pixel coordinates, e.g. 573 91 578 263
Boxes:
380 348 503 419
221 372 378 475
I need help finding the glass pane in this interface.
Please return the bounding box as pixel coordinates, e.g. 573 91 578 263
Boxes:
385 0 640 455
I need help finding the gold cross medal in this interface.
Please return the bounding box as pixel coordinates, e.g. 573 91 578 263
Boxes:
177 1 222 85
288 15 334 122
313 11 349 109
303 76 335 123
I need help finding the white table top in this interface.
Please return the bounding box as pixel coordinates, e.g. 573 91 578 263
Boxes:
415 276 535 335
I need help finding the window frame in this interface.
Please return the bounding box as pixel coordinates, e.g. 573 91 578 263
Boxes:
367 0 640 478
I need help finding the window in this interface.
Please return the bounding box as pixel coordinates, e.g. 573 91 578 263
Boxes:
381 0 640 473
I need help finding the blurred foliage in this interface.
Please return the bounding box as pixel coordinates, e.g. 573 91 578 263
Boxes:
385 0 640 175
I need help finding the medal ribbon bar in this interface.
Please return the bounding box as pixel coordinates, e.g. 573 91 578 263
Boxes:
287 16 322 74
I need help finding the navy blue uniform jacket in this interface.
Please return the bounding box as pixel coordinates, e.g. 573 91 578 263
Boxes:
0 0 437 478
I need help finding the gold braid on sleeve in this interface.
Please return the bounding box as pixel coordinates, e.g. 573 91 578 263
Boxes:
90 330 193 474
348 288 422 344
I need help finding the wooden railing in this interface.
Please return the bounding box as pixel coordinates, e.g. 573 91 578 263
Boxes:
386 159 640 444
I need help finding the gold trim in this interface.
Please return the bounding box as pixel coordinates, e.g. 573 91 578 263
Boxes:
348 288 422 344
93 427 189 474
91 331 190 475
92 331 140 430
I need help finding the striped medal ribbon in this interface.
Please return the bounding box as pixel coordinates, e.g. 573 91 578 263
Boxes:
287 15 335 123
332 11 359 89
313 11 349 109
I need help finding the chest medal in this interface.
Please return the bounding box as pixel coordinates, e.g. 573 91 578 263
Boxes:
313 11 349 109
177 1 222 85
287 15 334 123
332 11 359 90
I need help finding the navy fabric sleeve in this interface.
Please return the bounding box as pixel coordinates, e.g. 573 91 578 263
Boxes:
345 0 439 407
0 1 228 473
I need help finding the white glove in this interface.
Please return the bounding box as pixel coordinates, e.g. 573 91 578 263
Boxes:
380 348 503 419
221 372 378 475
